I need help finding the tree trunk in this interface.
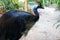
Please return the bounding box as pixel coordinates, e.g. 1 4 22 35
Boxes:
24 0 28 12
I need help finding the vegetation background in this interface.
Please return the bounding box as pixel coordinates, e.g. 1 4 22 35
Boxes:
0 0 60 13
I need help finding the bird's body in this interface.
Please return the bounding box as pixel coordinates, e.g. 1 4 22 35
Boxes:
0 10 39 40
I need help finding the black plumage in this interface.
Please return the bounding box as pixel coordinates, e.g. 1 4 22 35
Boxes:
0 10 39 40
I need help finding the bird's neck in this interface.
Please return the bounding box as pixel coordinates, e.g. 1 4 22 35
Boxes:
33 7 39 17
33 10 39 17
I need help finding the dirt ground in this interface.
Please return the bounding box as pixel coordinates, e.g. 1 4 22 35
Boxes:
20 7 60 40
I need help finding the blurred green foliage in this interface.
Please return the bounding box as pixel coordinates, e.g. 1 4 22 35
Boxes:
28 0 34 2
51 0 60 10
57 0 60 10
0 0 24 12
0 0 60 12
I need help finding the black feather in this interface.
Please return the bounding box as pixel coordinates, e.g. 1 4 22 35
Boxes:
0 10 39 40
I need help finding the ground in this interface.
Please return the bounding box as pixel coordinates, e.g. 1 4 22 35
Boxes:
20 7 60 40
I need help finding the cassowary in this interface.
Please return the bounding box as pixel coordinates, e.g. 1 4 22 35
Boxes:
0 8 39 40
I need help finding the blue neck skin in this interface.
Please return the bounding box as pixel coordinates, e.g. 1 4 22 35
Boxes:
33 7 39 16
